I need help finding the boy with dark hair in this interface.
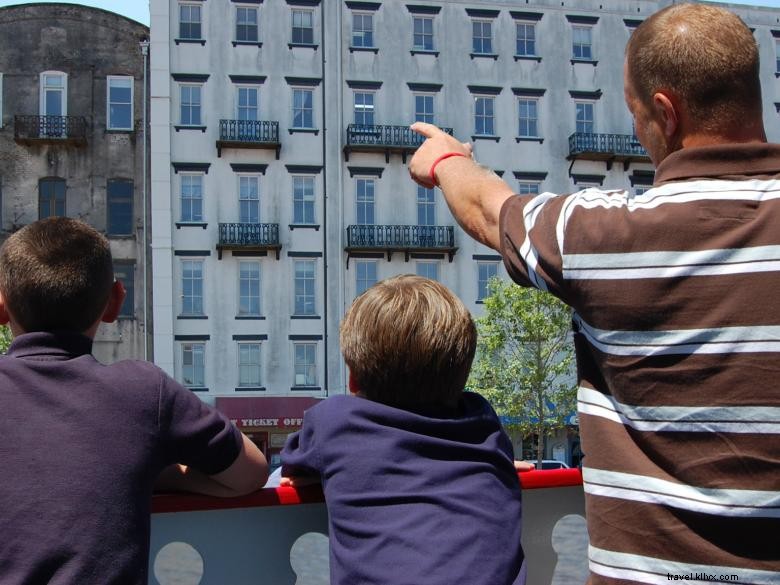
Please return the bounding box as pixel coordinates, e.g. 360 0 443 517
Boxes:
0 217 268 585
281 275 525 585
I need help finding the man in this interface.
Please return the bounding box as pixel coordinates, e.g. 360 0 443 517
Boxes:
409 3 779 583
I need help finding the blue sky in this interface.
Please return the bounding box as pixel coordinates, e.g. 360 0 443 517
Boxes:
0 0 779 26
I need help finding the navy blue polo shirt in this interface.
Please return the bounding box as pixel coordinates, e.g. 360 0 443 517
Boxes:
0 332 242 585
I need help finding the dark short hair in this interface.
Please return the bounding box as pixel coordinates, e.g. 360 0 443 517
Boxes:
626 3 761 133
0 217 114 333
340 275 477 410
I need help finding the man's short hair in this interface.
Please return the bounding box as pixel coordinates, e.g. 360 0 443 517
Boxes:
340 275 477 410
626 3 761 133
0 217 114 333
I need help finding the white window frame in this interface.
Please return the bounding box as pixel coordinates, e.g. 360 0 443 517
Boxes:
412 15 434 51
180 259 205 316
517 181 541 195
572 25 593 60
414 93 435 124
293 258 317 316
355 260 378 297
178 2 203 40
181 342 205 387
352 11 374 48
238 260 262 317
518 98 539 138
417 185 436 226
474 95 495 136
471 19 493 54
292 175 316 224
291 8 315 44
179 83 203 126
515 21 537 57
477 261 499 302
236 85 259 121
355 178 375 226
39 71 67 117
291 87 314 129
179 172 204 223
416 260 440 282
575 101 595 134
238 174 261 224
353 91 375 127
237 342 262 387
293 342 318 387
235 4 259 43
107 75 134 131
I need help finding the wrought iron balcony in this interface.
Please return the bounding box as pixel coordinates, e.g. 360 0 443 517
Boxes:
344 124 454 162
150 469 586 584
216 120 281 158
217 223 281 259
345 224 457 263
567 132 650 170
14 115 88 146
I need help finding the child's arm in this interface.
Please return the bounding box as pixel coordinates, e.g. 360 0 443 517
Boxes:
156 433 268 496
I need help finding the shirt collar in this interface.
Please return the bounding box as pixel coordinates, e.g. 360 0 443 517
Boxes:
6 331 94 359
654 142 780 185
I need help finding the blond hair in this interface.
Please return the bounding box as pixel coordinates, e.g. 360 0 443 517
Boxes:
340 275 477 409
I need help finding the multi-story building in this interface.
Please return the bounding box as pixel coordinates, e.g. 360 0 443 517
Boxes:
0 3 151 363
150 0 780 467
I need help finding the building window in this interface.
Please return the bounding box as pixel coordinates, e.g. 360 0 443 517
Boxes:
292 9 314 44
775 38 780 74
575 101 594 134
293 259 316 316
292 88 314 129
413 15 434 51
356 178 375 225
180 173 203 222
354 92 375 126
477 262 499 301
236 6 259 42
237 86 259 121
518 98 539 138
107 76 133 131
39 178 66 219
180 84 202 126
417 185 435 226
182 343 205 387
352 12 374 48
517 181 540 195
355 260 377 296
114 261 135 317
634 185 650 197
472 19 493 54
107 178 134 235
293 343 317 386
516 22 536 57
179 3 202 40
416 261 439 281
238 343 262 387
238 261 261 316
474 96 495 136
572 26 592 60
0 73 3 128
292 176 315 224
414 94 434 124
181 259 204 316
238 175 260 223
40 72 67 121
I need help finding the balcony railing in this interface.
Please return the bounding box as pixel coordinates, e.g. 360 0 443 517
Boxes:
14 115 88 146
216 120 281 158
567 132 650 170
345 224 457 263
344 124 453 162
150 469 586 585
217 222 281 259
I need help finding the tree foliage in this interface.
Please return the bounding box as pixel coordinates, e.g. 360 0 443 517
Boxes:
468 278 576 467
0 325 11 355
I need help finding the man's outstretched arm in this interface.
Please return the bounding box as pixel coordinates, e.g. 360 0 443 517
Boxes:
408 122 515 252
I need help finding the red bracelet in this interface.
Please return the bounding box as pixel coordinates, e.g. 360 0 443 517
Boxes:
428 152 468 187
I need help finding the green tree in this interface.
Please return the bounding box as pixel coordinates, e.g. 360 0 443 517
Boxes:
468 278 577 468
0 324 12 355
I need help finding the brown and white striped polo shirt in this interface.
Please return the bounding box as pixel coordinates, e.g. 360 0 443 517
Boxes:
500 143 780 583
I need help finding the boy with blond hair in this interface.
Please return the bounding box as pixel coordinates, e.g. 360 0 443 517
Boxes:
282 275 525 585
0 217 268 585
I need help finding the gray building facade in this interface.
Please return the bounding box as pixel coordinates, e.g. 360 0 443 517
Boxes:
0 3 151 363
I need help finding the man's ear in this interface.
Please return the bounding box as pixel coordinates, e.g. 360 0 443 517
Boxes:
652 91 679 141
101 280 126 324
0 291 10 326
348 372 361 395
